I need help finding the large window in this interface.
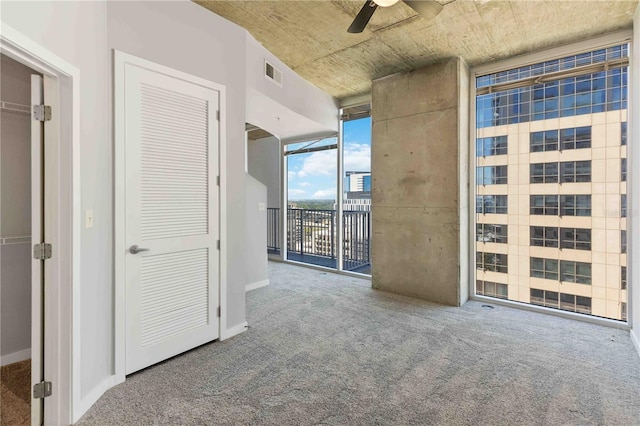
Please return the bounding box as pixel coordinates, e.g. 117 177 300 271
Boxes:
285 139 338 269
477 166 508 185
474 43 628 321
477 252 508 273
342 115 372 273
476 136 508 156
282 104 372 276
530 289 592 314
476 280 508 299
476 195 508 214
477 224 508 243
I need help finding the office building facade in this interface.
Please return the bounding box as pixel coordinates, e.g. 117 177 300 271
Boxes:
475 45 628 321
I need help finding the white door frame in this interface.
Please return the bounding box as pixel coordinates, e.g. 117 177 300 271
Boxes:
0 24 80 424
113 50 228 381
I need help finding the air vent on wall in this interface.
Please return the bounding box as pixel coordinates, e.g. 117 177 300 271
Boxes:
264 60 282 86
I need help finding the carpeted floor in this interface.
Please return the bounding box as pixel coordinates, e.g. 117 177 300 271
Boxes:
1 359 30 426
79 261 640 425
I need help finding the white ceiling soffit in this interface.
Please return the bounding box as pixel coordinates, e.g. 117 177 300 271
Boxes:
195 0 638 100
246 87 337 142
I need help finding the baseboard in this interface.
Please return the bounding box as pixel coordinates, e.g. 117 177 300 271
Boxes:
246 279 269 292
0 348 31 366
631 329 640 360
73 375 123 423
220 321 248 341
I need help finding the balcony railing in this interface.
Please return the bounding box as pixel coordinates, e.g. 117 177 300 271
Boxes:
267 207 371 274
267 207 280 255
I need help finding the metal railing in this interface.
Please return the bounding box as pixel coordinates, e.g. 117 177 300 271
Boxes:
343 211 371 272
268 207 371 273
267 208 280 255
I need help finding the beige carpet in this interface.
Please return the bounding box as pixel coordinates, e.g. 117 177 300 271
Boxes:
79 262 640 425
0 359 30 426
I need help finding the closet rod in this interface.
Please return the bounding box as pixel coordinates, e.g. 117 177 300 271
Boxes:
0 100 30 115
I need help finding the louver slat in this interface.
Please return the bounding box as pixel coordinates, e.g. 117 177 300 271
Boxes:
140 249 209 347
140 83 209 240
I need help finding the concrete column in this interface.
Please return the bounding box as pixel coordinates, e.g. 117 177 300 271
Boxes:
371 58 469 306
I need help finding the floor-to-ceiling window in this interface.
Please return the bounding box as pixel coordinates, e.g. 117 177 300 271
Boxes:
474 43 628 321
285 138 339 268
341 108 372 274
281 103 372 276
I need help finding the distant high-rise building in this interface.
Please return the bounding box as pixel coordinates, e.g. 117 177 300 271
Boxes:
344 171 371 211
474 44 628 321
345 171 371 192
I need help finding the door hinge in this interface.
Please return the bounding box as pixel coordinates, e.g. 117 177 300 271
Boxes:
33 381 52 399
216 110 220 121
216 176 220 186
216 240 220 250
33 105 52 122
33 243 52 260
217 306 221 317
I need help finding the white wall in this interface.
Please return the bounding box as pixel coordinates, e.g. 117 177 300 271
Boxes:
245 175 268 289
1 0 340 421
631 5 640 357
1 0 111 410
245 35 339 141
0 55 33 364
248 136 281 209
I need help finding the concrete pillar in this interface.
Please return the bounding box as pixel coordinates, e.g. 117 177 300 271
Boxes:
371 58 469 306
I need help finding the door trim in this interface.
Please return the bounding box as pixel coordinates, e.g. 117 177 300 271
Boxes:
0 23 80 424
113 50 227 382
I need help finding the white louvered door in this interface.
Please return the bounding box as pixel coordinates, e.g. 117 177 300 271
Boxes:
124 62 219 374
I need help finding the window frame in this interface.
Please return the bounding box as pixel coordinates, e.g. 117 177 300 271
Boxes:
470 31 632 327
476 223 508 244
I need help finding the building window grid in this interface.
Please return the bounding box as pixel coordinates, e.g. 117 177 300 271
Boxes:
530 195 559 215
530 289 592 314
477 45 628 89
476 195 508 214
560 161 591 183
530 226 559 248
530 130 559 152
560 228 591 251
622 302 627 321
476 280 508 299
530 161 591 183
560 260 592 285
621 158 627 181
529 194 595 217
474 44 628 321
621 194 627 218
477 165 508 185
476 223 508 244
477 68 627 128
560 127 592 151
477 252 508 273
621 266 627 290
621 122 627 146
559 195 591 217
530 163 558 183
621 230 627 254
530 257 558 280
476 136 508 157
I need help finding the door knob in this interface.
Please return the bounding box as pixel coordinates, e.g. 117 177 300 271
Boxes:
129 245 150 254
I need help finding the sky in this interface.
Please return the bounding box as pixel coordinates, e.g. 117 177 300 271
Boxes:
286 117 371 200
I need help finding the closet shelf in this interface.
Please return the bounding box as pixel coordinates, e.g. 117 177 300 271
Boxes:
0 100 31 115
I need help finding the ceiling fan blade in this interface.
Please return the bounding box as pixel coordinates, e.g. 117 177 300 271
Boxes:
404 0 444 20
348 1 378 33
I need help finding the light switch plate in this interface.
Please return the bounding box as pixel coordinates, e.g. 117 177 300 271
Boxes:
258 202 266 211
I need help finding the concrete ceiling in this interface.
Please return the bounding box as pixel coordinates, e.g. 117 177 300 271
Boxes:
196 0 638 101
